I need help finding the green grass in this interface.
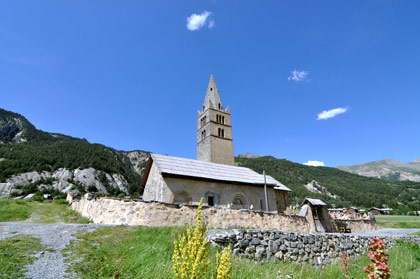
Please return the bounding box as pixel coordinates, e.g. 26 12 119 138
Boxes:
0 235 43 279
66 226 420 279
376 215 420 229
0 198 90 223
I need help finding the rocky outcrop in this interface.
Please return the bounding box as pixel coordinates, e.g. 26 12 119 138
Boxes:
125 150 150 176
0 115 31 144
0 168 129 197
303 180 338 199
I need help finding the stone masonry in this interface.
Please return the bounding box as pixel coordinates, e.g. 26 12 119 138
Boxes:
207 229 420 265
68 193 310 231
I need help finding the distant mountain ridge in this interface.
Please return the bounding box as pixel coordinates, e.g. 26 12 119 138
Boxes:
2 108 420 214
337 158 420 182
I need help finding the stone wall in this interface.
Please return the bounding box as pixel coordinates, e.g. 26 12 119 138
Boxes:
340 219 378 233
207 229 420 265
68 194 310 231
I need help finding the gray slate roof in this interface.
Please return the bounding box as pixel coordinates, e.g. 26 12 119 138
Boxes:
303 198 326 206
151 153 291 191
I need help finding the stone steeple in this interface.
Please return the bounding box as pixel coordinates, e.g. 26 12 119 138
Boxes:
197 74 234 165
203 73 222 111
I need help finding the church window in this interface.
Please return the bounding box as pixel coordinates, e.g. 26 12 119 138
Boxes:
210 87 213 91
208 196 214 206
218 103 222 110
201 130 206 139
222 116 225 124
218 128 225 138
201 116 207 127
232 194 248 210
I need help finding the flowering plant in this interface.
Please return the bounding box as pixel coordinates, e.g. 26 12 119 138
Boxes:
214 247 232 279
173 198 210 279
363 238 391 279
341 252 350 278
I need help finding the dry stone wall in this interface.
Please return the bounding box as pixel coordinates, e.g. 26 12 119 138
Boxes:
68 194 310 231
207 229 420 265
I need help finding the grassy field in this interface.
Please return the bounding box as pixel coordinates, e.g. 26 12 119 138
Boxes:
65 226 420 279
0 198 90 223
376 215 420 229
0 235 43 279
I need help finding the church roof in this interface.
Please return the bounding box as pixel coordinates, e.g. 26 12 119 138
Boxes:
146 153 291 191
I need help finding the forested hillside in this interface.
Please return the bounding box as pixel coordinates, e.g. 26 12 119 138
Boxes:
2 108 420 213
0 108 149 195
236 156 420 214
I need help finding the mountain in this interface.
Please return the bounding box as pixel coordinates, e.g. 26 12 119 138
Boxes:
237 152 265 159
0 108 150 198
2 108 420 214
236 156 420 214
337 158 420 182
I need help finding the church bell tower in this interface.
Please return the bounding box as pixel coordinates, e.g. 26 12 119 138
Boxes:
197 74 234 165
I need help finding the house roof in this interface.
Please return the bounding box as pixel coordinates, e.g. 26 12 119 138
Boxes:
145 153 291 191
303 198 326 206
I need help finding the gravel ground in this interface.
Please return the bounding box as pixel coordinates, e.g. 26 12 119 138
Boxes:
352 228 420 237
0 222 103 279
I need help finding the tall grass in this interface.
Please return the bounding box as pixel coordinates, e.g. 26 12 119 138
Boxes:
376 215 420 229
0 235 43 279
66 226 420 279
0 198 89 223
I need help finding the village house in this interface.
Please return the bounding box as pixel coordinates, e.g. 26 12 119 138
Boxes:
141 74 291 212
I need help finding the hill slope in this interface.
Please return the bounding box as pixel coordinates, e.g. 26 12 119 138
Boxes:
337 158 420 182
0 108 149 196
2 108 420 214
236 156 420 213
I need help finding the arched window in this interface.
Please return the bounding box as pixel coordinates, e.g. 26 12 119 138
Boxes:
217 128 225 138
218 128 224 137
232 194 248 209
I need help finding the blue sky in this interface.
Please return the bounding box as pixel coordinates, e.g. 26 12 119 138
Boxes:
1 0 419 167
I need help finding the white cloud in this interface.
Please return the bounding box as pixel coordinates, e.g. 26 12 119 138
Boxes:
317 107 348 120
288 70 309 82
208 20 215 29
186 11 213 31
303 160 325 167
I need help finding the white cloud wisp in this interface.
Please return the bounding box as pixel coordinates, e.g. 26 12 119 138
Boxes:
186 11 213 31
288 70 309 82
317 107 348 120
303 160 325 167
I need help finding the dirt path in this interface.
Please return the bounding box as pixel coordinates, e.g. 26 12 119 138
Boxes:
352 228 420 237
0 222 102 279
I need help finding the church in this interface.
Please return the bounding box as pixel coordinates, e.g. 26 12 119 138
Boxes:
141 74 291 213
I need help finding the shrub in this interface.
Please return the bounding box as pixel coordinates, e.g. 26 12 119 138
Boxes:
54 199 69 205
117 193 125 199
87 185 98 192
30 193 44 202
